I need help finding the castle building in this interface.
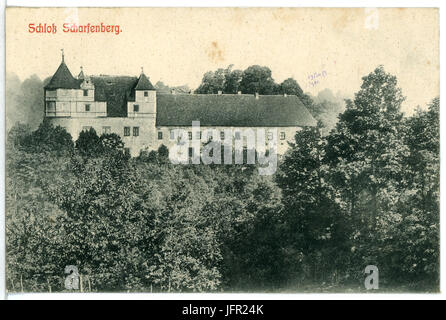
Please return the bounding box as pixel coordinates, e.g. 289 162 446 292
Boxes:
44 53 317 157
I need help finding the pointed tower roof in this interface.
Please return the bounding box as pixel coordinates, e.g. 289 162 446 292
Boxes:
135 68 155 90
78 66 85 80
45 50 80 90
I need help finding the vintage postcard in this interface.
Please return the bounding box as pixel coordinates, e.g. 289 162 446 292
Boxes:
4 7 439 295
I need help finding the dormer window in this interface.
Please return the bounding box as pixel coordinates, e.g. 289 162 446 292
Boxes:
144 91 148 97
83 90 88 96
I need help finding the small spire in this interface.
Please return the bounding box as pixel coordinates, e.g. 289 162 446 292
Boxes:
78 66 85 80
61 49 64 63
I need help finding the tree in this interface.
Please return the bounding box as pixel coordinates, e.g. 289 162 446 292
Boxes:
43 157 227 292
279 78 304 96
6 73 44 130
195 65 243 94
325 65 411 286
276 124 346 284
75 128 103 156
223 65 243 93
19 119 74 154
391 97 440 288
157 144 169 160
6 122 72 292
155 81 191 94
6 122 32 151
100 133 125 153
154 81 170 93
307 100 344 134
196 65 279 95
239 65 278 95
195 69 226 94
279 78 314 109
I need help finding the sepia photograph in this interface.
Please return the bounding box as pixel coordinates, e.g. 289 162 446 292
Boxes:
4 6 440 295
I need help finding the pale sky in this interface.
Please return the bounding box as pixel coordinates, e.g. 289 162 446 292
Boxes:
6 7 439 114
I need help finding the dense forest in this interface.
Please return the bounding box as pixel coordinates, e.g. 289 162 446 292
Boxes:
6 66 439 292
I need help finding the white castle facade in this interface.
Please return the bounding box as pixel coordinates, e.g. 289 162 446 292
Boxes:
44 53 317 157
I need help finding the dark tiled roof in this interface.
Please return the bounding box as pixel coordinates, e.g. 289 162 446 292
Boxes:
45 63 316 126
135 73 155 90
90 76 138 117
44 62 80 89
156 94 317 127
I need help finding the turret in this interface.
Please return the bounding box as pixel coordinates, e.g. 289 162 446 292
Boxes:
44 49 79 91
128 67 156 117
79 66 94 97
44 49 80 117
44 50 103 118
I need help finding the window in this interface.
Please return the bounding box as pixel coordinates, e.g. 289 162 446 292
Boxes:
102 126 111 134
280 132 286 140
133 127 139 137
83 90 88 96
124 148 131 156
144 91 148 97
188 147 194 158
158 131 163 140
85 104 90 112
196 131 202 139
46 101 56 112
170 130 175 140
235 131 241 140
133 104 139 112
268 132 274 141
188 132 193 140
220 131 225 140
207 131 213 141
124 127 130 136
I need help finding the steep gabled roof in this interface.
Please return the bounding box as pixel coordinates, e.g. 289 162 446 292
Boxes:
44 62 81 90
156 94 317 127
135 73 155 90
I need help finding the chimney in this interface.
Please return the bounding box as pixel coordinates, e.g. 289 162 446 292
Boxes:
171 88 176 95
237 91 242 95
218 90 222 95
255 92 259 100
